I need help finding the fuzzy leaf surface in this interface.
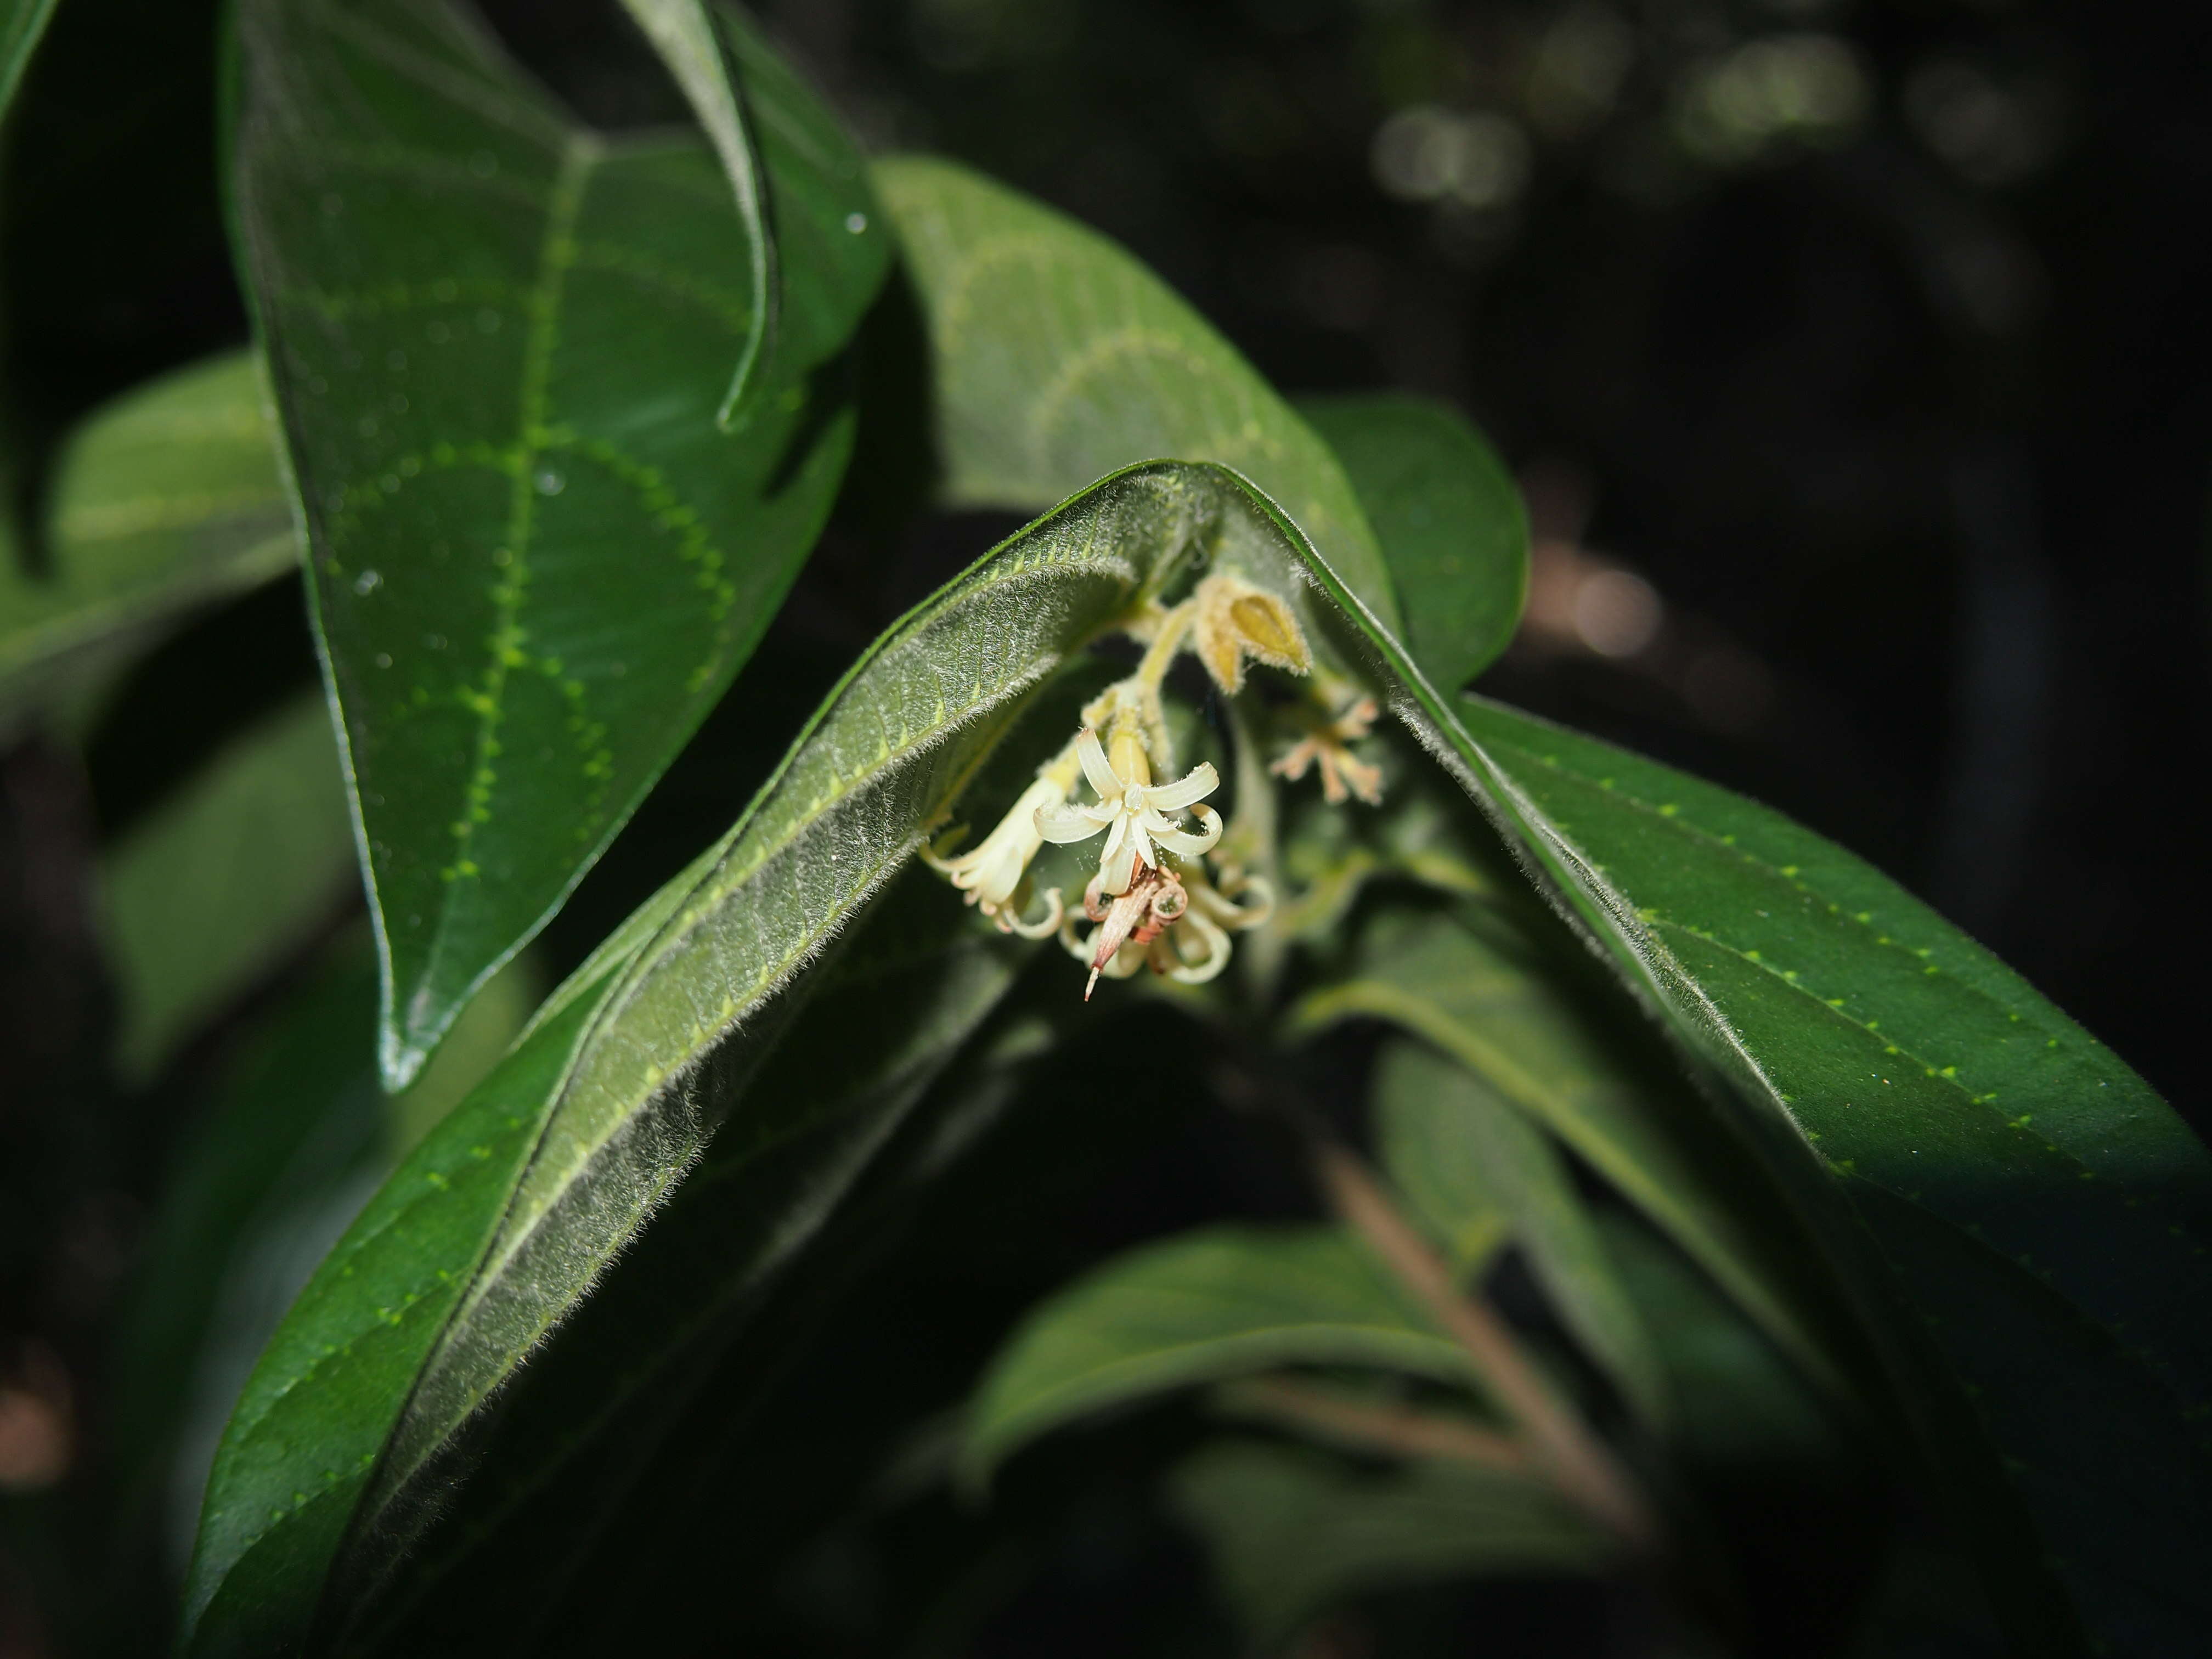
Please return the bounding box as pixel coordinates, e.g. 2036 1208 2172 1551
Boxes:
181 462 1228 1656
962 1224 1476 1486
1170 1440 1606 1643
231 0 890 1087
2 352 291 722
1374 1036 1669 1429
1299 391 1527 690
99 692 358 1079
873 152 1401 635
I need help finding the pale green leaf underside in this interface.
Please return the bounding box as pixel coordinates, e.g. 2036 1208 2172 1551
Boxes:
873 152 1402 637
1170 1440 1606 1643
184 461 1242 1652
962 1224 1476 1486
99 692 357 1081
2 351 291 721
233 0 885 1090
1374 1037 1671 1430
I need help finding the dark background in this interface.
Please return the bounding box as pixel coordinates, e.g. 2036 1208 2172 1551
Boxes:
3 0 2209 1651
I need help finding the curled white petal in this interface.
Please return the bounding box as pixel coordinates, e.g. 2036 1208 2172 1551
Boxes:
1002 886 1064 939
1142 762 1218 814
1075 727 1122 799
1149 803 1222 857
1036 802 1110 843
1162 905 1232 984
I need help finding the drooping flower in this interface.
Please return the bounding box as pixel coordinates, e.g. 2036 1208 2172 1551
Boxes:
1035 726 1222 896
1062 858 1274 997
1272 694 1384 806
920 772 1068 937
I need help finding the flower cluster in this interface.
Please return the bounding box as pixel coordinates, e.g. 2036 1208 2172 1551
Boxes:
919 563 1381 998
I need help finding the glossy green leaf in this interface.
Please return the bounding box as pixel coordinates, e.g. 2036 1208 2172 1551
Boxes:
0 0 56 116
1298 392 1528 691
230 0 890 1087
1294 906 1832 1400
962 1225 1475 1487
615 0 774 426
873 152 1401 635
182 462 1230 1656
1 351 291 723
1169 1440 1606 1644
99 691 358 1080
1374 1037 1669 1429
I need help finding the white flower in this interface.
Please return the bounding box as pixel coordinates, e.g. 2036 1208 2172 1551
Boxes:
920 774 1066 937
1035 727 1222 896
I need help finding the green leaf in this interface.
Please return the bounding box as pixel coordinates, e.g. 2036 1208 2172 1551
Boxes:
181 461 1224 1656
1374 1037 1669 1429
962 1225 1476 1487
1168 1440 1607 1644
1268 421 2212 1651
614 0 774 426
1294 906 1833 1401
0 0 57 115
1297 392 1528 691
230 0 890 1087
1594 1212 1841 1474
99 691 358 1080
872 153 1402 636
337 872 1034 1652
1 351 291 724
1430 695 2212 1653
106 935 535 1592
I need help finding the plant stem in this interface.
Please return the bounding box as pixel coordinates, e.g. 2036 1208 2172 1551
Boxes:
1217 1374 1529 1474
1308 1134 1659 1555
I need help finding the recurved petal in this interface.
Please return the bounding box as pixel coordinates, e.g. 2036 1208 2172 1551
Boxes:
1143 762 1218 814
1036 803 1111 843
1075 727 1123 800
1149 803 1222 856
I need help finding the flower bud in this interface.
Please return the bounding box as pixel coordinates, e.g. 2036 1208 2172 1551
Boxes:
1191 572 1312 694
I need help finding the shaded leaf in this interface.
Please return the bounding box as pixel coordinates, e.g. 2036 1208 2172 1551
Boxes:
1294 906 1831 1400
106 936 535 1591
339 871 1035 1653
0 0 55 115
182 461 1227 1656
1298 391 1527 691
1374 1036 1669 1429
230 0 890 1087
1 352 291 724
98 691 357 1080
1427 694 2212 1654
1274 435 2212 1651
962 1225 1475 1487
873 152 1401 634
1168 1439 1607 1645
1594 1211 1839 1474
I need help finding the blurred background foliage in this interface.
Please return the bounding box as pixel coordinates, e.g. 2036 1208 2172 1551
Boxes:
1 0 2205 1652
